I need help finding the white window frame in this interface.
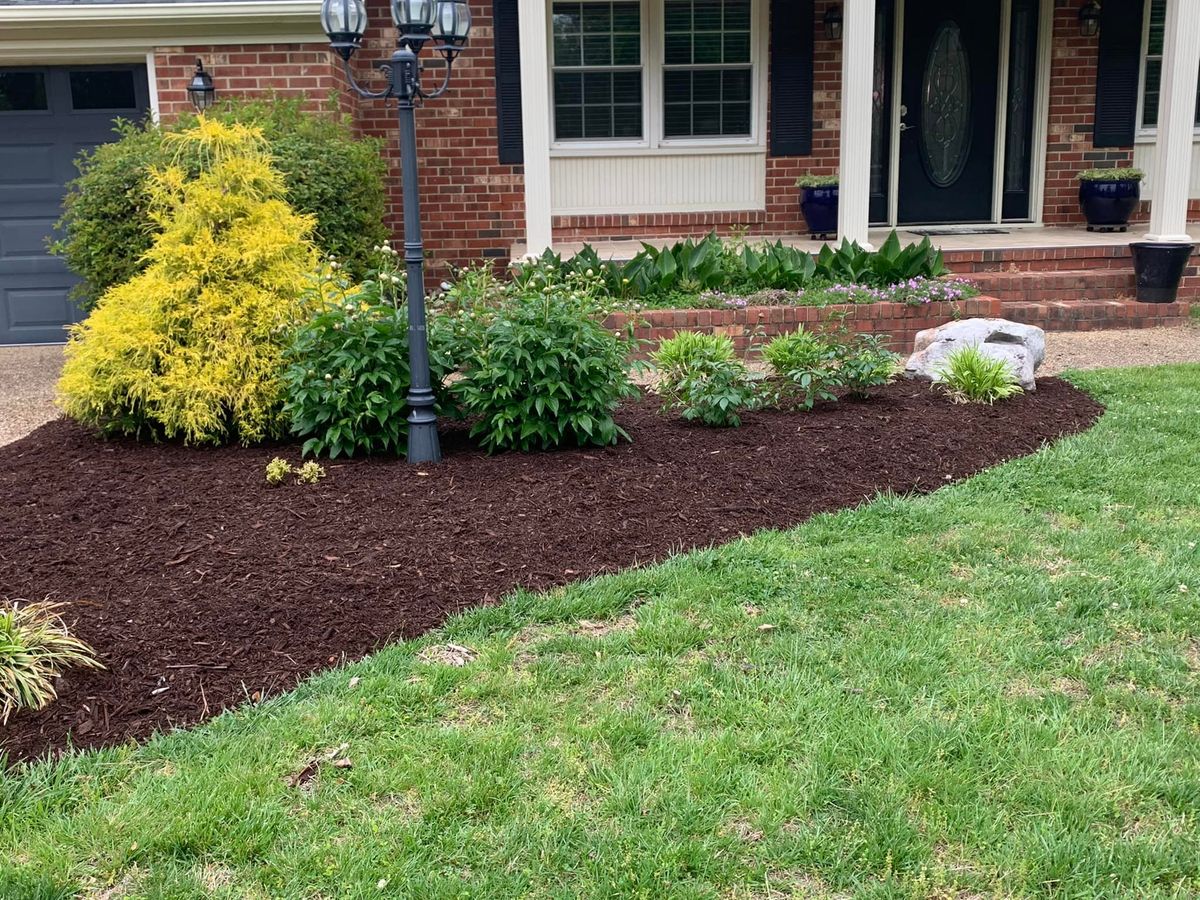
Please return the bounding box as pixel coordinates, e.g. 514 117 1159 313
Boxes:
1135 0 1200 139
547 0 768 155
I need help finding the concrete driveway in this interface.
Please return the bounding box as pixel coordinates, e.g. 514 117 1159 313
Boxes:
0 345 63 446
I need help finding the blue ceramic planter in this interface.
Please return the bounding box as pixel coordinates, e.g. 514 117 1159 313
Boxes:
800 185 838 238
1079 178 1140 232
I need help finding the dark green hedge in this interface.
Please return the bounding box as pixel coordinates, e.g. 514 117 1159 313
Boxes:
52 96 389 311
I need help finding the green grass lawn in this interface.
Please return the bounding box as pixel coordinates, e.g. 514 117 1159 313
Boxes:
3 366 1200 899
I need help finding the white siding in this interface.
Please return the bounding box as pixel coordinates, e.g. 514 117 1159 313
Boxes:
1132 140 1200 200
549 152 767 216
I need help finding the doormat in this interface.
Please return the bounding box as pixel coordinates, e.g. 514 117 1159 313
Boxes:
906 228 1011 236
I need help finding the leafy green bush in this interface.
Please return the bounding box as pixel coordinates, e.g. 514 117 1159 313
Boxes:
58 119 316 445
651 331 758 427
935 346 1024 404
2 601 102 723
762 329 842 411
283 252 457 459
814 231 947 286
53 97 387 311
835 333 900 398
451 277 638 452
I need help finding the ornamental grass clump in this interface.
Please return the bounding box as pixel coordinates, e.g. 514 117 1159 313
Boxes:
936 346 1024 404
652 331 758 427
451 272 639 452
58 118 317 445
1 601 102 724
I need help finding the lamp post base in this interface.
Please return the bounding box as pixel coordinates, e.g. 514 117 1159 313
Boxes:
407 420 442 465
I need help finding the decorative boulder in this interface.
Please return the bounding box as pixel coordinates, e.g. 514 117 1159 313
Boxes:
904 318 1045 391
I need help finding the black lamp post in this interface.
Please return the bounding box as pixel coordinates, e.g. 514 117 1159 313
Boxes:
320 0 471 464
187 59 216 112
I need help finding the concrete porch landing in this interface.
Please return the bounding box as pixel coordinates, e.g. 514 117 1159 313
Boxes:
521 224 1200 262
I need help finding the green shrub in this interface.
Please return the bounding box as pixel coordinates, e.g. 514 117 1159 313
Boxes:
1077 167 1144 182
451 278 638 452
53 97 387 311
283 252 457 459
58 119 316 444
835 333 900 398
762 329 842 411
651 331 758 427
296 461 326 484
1 601 102 724
935 346 1024 404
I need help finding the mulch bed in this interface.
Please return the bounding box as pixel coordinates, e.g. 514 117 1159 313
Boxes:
0 380 1102 764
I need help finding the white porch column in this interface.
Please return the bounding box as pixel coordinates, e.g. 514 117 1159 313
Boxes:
518 0 553 255
1145 0 1200 243
837 0 875 248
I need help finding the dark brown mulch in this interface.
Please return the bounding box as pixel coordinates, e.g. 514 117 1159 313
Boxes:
0 380 1102 763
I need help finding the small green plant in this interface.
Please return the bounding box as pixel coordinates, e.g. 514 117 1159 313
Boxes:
935 346 1024 404
762 329 842 411
266 457 293 485
452 278 638 452
296 461 326 484
652 332 758 427
795 173 839 188
836 333 901 398
283 251 457 459
1077 167 1144 182
1 601 102 723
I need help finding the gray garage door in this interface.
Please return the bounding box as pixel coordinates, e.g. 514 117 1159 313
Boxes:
0 65 150 344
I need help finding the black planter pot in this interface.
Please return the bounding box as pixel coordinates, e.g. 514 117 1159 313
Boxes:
800 185 838 239
1079 179 1141 232
1129 241 1194 303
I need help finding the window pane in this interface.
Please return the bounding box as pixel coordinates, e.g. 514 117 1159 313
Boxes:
614 104 642 136
612 1 640 30
554 33 582 65
582 2 611 31
1143 58 1161 128
613 69 642 103
722 69 751 103
0 71 48 112
555 105 584 139
724 31 751 63
723 102 751 134
663 69 691 103
613 32 640 64
583 71 612 105
583 33 613 65
554 71 583 104
692 102 721 134
693 0 721 31
664 0 691 31
69 70 137 110
664 103 691 135
583 104 613 137
694 32 722 64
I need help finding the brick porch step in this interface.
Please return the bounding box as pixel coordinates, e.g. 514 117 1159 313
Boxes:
969 268 1135 303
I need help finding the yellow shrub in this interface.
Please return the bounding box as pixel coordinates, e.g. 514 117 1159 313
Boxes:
58 118 318 445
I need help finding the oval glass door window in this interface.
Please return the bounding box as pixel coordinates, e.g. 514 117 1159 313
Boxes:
919 21 971 188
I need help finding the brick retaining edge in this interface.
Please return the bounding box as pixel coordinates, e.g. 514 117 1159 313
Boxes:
605 297 1189 355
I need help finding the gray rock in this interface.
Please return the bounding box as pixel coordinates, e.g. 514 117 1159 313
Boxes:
904 318 1046 391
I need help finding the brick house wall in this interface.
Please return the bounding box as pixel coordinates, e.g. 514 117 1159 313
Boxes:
147 0 1197 265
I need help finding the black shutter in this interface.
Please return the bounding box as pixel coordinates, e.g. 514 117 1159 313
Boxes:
493 0 524 164
1093 0 1146 148
769 0 814 156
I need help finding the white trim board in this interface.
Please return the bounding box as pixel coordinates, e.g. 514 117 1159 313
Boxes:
0 1 324 63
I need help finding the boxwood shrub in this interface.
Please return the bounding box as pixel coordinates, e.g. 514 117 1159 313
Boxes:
53 96 388 311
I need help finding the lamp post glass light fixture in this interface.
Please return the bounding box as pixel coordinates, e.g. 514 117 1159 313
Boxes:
320 0 471 464
1078 0 1100 37
823 4 842 40
187 59 215 112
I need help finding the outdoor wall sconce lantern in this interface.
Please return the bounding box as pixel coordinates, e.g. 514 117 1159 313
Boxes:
319 0 471 464
186 59 216 112
824 4 843 40
1078 0 1101 38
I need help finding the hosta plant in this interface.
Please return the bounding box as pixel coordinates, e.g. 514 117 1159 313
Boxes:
652 331 759 427
452 278 639 452
1 601 102 723
935 346 1024 404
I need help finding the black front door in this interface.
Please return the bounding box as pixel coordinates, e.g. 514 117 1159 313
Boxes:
897 0 1000 224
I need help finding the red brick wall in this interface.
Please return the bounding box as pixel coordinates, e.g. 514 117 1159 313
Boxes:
153 3 1197 266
